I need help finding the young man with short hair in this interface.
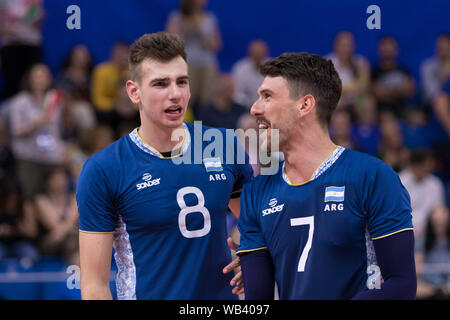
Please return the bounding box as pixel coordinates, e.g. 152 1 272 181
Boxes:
77 32 252 299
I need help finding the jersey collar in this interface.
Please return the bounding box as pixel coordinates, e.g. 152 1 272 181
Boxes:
129 123 191 159
282 146 345 186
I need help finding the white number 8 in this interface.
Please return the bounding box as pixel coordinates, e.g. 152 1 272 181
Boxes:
177 186 211 238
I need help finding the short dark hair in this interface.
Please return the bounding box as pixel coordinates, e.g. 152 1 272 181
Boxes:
260 52 342 128
129 32 187 81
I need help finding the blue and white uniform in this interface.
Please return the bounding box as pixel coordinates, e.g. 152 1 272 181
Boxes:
77 123 253 299
237 147 413 299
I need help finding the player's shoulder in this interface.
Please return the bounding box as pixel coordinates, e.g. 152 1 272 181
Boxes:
342 148 388 171
83 134 131 173
341 149 399 185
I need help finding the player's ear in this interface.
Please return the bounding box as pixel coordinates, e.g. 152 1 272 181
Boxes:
298 94 315 116
126 79 141 105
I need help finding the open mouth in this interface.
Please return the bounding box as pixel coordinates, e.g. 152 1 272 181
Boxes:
165 105 183 114
257 117 271 129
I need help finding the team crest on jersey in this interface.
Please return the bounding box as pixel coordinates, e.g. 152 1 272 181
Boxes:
262 198 285 216
203 157 223 172
324 186 345 202
324 186 345 212
136 173 161 191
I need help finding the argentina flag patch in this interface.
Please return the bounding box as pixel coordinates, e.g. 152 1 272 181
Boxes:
203 157 223 172
324 186 345 202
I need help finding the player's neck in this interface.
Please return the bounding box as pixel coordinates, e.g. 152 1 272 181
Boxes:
283 127 337 185
138 122 185 154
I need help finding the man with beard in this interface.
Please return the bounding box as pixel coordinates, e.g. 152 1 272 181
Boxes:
236 52 416 299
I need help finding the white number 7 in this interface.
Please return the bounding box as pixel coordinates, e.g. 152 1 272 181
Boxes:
290 216 314 272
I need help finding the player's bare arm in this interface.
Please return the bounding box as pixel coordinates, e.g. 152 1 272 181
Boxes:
79 231 113 300
228 197 241 218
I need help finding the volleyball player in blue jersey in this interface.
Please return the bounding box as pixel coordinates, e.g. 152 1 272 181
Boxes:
76 32 253 299
237 52 416 299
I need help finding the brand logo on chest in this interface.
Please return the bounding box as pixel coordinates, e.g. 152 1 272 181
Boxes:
262 198 285 216
136 173 161 191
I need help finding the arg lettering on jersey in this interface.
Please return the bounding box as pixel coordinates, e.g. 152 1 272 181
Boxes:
324 203 344 212
209 173 227 181
323 186 345 212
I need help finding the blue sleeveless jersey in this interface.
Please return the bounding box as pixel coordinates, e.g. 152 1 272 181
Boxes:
77 123 253 299
237 147 413 299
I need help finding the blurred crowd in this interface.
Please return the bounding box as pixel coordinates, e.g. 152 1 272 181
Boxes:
0 0 449 299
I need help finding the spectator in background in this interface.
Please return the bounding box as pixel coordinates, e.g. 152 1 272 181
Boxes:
0 118 16 188
329 108 355 149
433 78 450 138
400 108 434 150
91 42 129 126
399 149 446 244
421 33 450 104
416 206 450 299
8 63 66 202
372 35 416 118
34 166 79 265
111 80 140 139
428 77 450 188
56 44 93 103
0 183 39 267
430 78 450 189
65 125 114 185
232 40 269 109
166 0 222 115
378 112 410 172
0 0 44 99
326 31 370 110
351 95 381 156
196 73 247 129
78 125 115 158
60 94 97 144
56 45 97 143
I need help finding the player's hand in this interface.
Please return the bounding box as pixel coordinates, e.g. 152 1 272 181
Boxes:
223 237 244 295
